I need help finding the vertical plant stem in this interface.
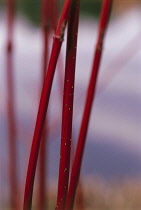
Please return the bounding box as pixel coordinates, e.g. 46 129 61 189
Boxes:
38 0 51 209
23 1 73 209
65 1 113 209
56 0 80 209
38 128 48 210
6 0 18 209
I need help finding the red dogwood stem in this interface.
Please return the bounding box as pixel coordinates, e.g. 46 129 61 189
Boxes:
23 0 73 209
56 0 80 209
6 0 18 209
38 0 51 209
65 1 113 209
38 128 48 210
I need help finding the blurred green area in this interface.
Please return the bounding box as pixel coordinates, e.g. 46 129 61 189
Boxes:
0 0 102 24
18 0 41 24
81 0 102 17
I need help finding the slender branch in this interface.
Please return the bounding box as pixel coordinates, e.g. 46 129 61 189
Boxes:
38 0 51 209
65 1 113 209
6 0 18 209
38 127 48 210
56 0 80 209
23 0 73 209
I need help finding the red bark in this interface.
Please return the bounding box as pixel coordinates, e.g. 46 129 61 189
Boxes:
65 1 113 209
38 0 50 209
23 1 74 209
56 0 80 209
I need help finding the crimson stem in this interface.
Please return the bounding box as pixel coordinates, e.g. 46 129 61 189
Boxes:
65 1 113 209
38 0 51 209
56 0 80 209
23 0 74 209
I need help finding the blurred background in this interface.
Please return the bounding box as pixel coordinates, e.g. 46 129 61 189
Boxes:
0 0 141 209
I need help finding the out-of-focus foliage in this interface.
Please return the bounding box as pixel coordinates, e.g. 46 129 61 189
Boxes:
1 0 141 24
0 0 102 24
81 0 102 17
19 0 102 24
18 0 41 24
0 0 4 7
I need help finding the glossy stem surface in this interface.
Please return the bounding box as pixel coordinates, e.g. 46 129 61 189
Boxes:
65 1 113 209
56 0 80 209
38 0 50 206
23 0 73 209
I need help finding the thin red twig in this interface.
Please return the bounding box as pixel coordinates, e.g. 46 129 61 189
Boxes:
56 0 80 209
23 1 74 209
65 1 113 209
38 0 51 209
6 0 18 209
